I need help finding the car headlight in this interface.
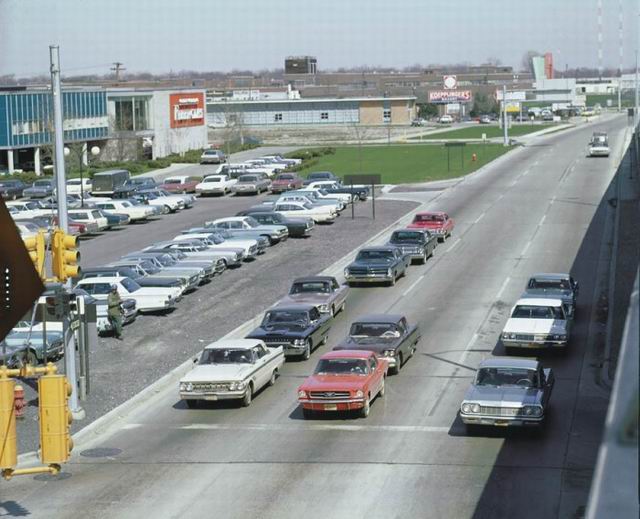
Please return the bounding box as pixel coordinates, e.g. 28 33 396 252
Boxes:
387 268 393 276
559 334 567 341
502 332 516 340
522 405 543 417
298 390 307 398
383 350 395 357
293 338 306 346
344 268 350 277
355 390 364 398
318 304 329 312
461 403 471 414
463 403 480 414
180 382 193 392
230 381 246 391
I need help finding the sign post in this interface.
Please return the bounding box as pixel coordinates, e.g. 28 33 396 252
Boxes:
344 174 381 220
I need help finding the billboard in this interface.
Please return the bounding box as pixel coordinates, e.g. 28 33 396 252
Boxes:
170 93 205 128
429 90 472 104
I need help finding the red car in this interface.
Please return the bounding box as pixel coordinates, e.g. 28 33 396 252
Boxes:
270 173 303 194
407 211 454 242
159 175 202 194
297 350 387 418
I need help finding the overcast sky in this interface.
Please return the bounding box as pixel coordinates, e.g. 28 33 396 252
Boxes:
0 0 638 77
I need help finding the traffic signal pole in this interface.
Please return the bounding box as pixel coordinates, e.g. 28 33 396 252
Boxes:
50 45 84 420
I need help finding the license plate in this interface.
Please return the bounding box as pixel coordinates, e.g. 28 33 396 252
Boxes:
324 404 337 411
494 420 509 426
203 396 218 401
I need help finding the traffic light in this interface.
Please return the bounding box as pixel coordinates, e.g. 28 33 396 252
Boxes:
23 230 46 279
38 374 73 464
0 377 17 471
51 229 81 282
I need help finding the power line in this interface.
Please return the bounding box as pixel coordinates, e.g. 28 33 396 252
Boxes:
110 62 126 82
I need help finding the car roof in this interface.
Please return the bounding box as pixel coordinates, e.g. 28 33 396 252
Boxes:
292 276 336 284
359 246 397 252
529 273 571 280
394 228 425 233
78 276 120 284
415 211 446 216
351 314 404 324
479 357 539 370
320 350 375 360
268 304 316 312
514 297 563 307
203 339 263 350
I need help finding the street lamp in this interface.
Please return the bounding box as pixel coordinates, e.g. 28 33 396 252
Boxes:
64 145 100 207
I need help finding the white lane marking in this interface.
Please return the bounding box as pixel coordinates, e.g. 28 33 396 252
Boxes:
402 274 425 297
445 238 461 253
520 240 532 257
496 193 504 201
463 332 479 352
495 277 511 300
509 180 518 187
538 214 547 227
122 423 143 430
179 423 451 433
522 169 530 176
473 212 485 224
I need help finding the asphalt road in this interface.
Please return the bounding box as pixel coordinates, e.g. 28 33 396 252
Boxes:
5 115 628 519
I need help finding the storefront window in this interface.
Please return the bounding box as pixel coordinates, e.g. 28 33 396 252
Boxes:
134 99 149 130
115 99 134 131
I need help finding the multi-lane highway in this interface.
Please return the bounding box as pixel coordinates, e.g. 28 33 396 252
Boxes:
6 115 629 518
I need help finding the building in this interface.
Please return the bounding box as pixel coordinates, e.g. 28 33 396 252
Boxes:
0 86 109 174
206 95 417 127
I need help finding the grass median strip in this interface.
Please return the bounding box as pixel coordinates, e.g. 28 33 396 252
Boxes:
296 144 512 184
413 124 552 140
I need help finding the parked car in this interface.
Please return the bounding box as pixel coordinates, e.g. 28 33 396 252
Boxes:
6 200 51 219
172 233 257 261
501 298 572 352
295 188 351 206
150 188 195 208
147 240 243 268
277 276 348 317
273 200 336 223
439 114 454 124
114 257 200 292
306 180 369 201
271 173 304 194
66 178 92 196
2 329 64 366
344 246 410 286
387 228 438 264
280 191 344 213
459 357 554 430
303 171 341 186
0 179 28 200
160 176 202 194
237 210 314 238
23 179 55 199
246 305 332 360
479 115 492 124
200 149 226 164
231 174 271 195
142 247 227 276
261 154 302 167
195 175 237 196
94 199 155 222
68 208 110 232
522 273 579 318
297 350 387 418
205 216 289 244
123 177 158 192
243 159 281 177
123 251 218 282
101 211 131 228
76 276 180 313
179 339 285 408
80 265 188 291
333 314 420 374
407 211 454 241
411 118 426 127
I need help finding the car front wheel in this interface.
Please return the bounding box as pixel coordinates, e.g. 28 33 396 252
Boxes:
301 340 312 360
241 385 253 407
359 396 370 418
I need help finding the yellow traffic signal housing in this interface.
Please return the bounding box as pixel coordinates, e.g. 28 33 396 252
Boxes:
51 229 81 282
0 377 17 470
38 374 73 464
23 230 46 279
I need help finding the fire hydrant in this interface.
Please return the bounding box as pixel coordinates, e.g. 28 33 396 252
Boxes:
471 153 477 162
14 384 26 418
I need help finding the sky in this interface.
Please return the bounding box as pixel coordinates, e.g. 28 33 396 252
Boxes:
0 0 638 77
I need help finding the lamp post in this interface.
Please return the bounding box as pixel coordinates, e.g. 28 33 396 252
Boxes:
64 145 100 207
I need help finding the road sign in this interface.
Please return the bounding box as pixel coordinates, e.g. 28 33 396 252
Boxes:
0 200 45 342
343 174 382 185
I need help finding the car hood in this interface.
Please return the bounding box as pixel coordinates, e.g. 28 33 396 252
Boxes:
181 364 252 383
251 323 309 337
301 375 367 392
503 318 567 334
464 385 543 407
279 294 329 306
334 337 398 352
407 221 443 229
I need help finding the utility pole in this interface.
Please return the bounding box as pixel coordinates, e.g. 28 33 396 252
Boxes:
49 45 83 419
111 62 126 82
635 50 639 129
502 84 509 146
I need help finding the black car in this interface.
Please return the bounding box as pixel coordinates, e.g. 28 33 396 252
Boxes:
387 229 437 264
333 314 420 374
246 304 332 360
344 246 410 287
0 179 27 200
124 177 158 192
302 171 341 186
236 210 314 238
80 266 186 290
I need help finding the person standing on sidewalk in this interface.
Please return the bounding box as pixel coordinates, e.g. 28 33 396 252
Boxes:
108 285 124 340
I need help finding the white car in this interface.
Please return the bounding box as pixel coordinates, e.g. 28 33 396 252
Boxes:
299 186 352 205
261 155 302 166
76 276 180 313
6 200 51 219
501 298 572 352
94 200 154 222
242 159 281 177
439 114 454 123
172 233 258 260
273 201 336 223
286 191 345 212
195 175 238 196
68 209 110 231
155 189 195 208
66 178 92 196
179 339 285 408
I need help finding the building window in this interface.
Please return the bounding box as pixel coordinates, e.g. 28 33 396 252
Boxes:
383 109 392 123
320 112 329 120
274 113 283 122
134 99 149 131
114 98 150 131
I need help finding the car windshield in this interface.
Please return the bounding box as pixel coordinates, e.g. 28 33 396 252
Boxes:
392 231 422 242
67 180 81 185
163 179 182 184
199 348 253 364
204 150 219 155
120 277 141 293
290 281 331 294
33 181 50 187
277 174 294 180
350 322 399 337
511 305 564 319
239 175 257 182
315 358 369 375
415 214 443 222
476 367 538 387
204 177 221 182
528 279 570 290
356 250 394 261
263 310 309 325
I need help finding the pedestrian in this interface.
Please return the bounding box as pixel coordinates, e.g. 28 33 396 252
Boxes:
107 284 124 340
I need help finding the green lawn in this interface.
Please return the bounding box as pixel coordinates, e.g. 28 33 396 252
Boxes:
299 144 512 185
415 124 551 140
